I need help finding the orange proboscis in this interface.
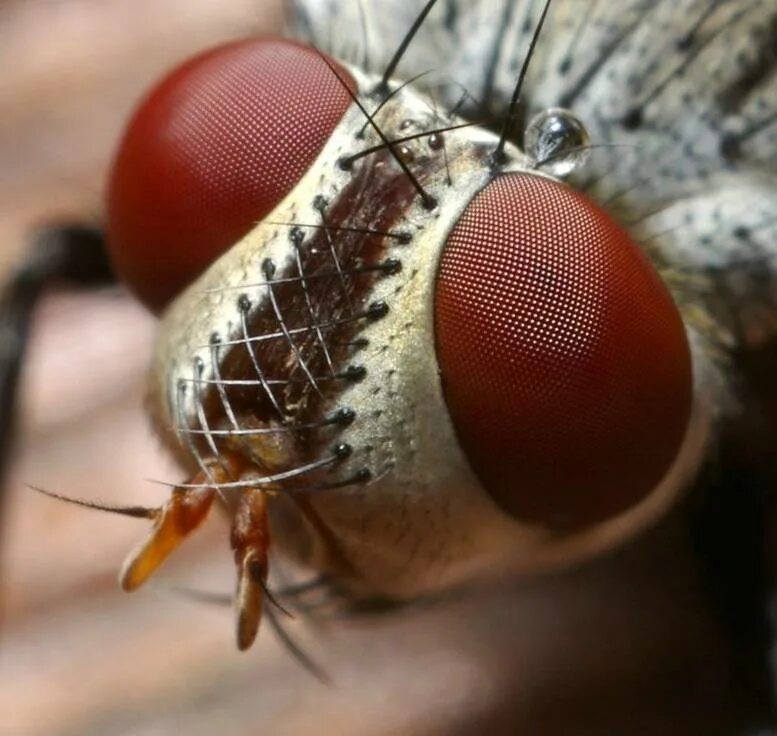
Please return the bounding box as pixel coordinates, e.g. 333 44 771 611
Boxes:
116 452 272 650
33 450 275 649
119 483 218 591
232 489 271 650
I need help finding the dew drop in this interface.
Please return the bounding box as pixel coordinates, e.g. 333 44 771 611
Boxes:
524 107 591 177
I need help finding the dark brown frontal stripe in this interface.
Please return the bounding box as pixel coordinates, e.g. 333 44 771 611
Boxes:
197 150 421 483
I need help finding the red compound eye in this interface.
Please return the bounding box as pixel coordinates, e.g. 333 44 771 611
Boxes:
107 38 355 312
434 173 693 527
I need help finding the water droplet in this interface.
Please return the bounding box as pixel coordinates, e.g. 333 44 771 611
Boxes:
524 107 591 177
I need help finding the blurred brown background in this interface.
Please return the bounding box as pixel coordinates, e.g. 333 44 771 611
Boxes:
0 1 755 734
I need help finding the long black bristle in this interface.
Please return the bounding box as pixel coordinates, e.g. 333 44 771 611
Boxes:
29 484 155 519
493 0 554 165
377 0 440 95
342 118 491 168
265 604 331 684
316 50 437 210
359 70 433 138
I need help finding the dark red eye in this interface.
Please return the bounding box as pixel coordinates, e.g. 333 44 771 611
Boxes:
434 173 693 527
107 38 355 312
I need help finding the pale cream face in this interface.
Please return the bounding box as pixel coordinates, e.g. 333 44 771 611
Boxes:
148 48 725 600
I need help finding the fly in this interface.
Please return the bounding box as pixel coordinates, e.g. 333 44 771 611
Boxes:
1 2 776 719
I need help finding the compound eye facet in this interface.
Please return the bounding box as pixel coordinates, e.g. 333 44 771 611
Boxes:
434 173 693 527
107 38 356 312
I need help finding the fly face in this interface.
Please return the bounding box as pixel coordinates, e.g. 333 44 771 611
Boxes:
144 62 709 606
22 0 776 664
91 0 759 653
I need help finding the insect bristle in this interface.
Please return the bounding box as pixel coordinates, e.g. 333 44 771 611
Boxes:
376 0 440 95
28 484 156 520
316 48 438 209
493 0 555 165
